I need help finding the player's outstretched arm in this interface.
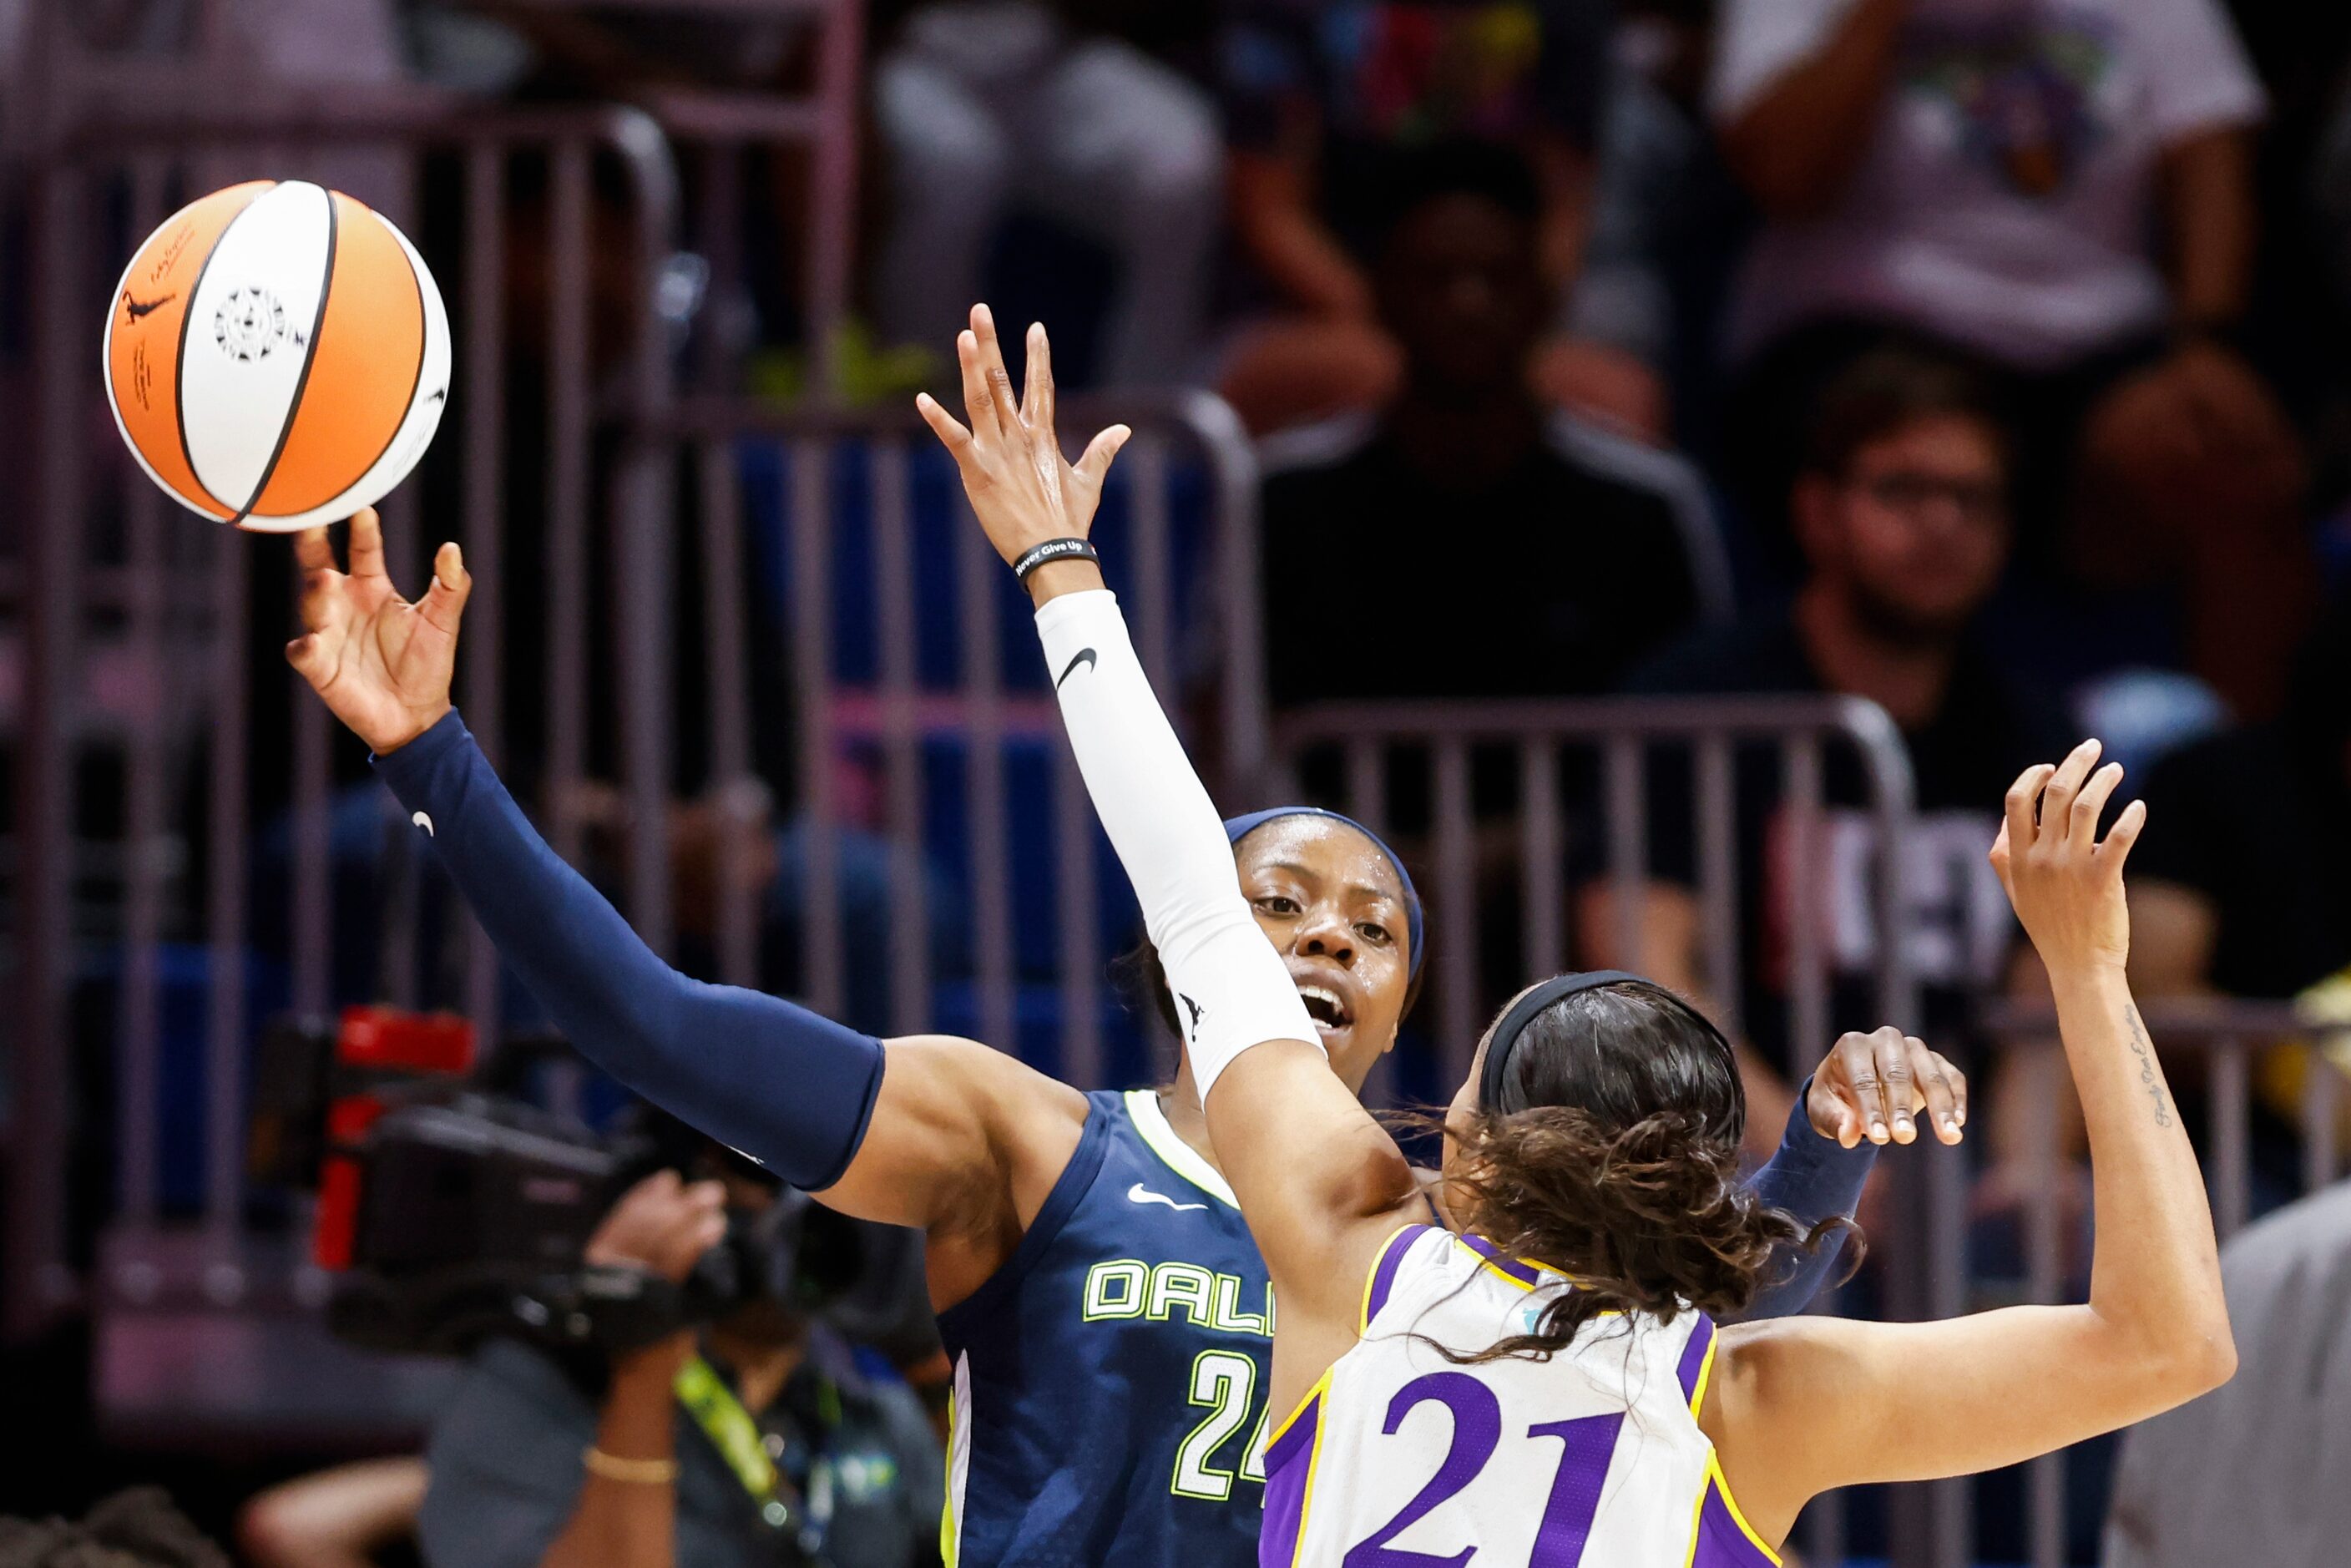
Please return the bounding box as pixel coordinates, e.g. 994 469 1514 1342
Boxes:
1737 1030 1970 1321
286 512 1085 1308
922 307 1427 1401
1706 742 2233 1544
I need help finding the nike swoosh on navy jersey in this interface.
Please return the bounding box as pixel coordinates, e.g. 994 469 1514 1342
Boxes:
1056 647 1097 689
1126 1182 1206 1212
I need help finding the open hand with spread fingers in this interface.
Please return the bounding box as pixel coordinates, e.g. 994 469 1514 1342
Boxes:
1809 1026 1968 1148
913 303 1130 591
1990 738 2145 979
285 506 471 756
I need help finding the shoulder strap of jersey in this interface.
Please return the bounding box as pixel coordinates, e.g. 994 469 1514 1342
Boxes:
1359 1223 1438 1333
1675 1311 1719 1418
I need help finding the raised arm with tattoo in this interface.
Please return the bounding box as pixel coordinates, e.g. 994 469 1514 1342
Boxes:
1704 741 2235 1542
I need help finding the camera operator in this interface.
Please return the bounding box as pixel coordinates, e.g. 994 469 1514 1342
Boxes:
416 1149 943 1568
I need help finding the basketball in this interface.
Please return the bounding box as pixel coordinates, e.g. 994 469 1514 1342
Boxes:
104 180 450 533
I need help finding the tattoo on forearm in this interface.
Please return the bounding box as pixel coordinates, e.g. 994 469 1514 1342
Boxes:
2123 1006 2173 1127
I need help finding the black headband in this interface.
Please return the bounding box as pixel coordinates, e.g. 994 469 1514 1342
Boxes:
1476 970 1732 1113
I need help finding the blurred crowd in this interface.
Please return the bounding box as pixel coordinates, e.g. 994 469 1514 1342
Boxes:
20 0 2351 1564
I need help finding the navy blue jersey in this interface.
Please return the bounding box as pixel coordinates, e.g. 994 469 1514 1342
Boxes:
936 1090 1274 1566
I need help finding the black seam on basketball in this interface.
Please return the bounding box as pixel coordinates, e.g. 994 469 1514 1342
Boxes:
173 183 267 518
233 185 336 527
320 205 430 505
371 210 432 488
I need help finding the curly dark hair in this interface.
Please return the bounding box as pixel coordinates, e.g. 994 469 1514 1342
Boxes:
1433 980 1857 1363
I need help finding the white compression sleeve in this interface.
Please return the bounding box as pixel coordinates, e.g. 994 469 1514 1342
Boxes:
1035 589 1320 1099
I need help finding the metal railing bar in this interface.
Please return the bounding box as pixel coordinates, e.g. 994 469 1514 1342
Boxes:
1519 742 1561 979
790 438 844 1016
956 494 1015 1054
872 439 930 1037
1432 739 1477 1090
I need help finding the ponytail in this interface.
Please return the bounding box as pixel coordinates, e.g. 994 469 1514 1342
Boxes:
1430 1105 1857 1363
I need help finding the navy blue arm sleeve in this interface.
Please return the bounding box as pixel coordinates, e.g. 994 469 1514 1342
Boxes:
371 710 883 1189
1737 1078 1874 1320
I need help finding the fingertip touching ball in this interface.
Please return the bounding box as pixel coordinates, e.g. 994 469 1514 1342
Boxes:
104 180 451 532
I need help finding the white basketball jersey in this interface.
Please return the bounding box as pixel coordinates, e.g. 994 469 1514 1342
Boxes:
1258 1225 1780 1568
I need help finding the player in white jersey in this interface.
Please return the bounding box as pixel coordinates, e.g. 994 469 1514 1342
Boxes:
1268 1216 1759 1567
1240 959 1837 1568
927 311 2237 1568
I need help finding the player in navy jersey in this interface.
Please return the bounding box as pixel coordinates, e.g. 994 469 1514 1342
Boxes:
286 306 1951 1566
972 328 2237 1563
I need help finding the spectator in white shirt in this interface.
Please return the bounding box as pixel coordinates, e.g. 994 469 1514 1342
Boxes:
1708 0 2313 721
872 1 1222 387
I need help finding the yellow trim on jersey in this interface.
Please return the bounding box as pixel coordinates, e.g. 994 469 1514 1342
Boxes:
1290 1378 1334 1568
1681 1453 1784 1568
1266 1368 1332 1452
1681 1474 1708 1568
1708 1453 1785 1566
1360 1223 1419 1332
1449 1235 1624 1318
1681 1338 1781 1567
1450 1234 1543 1293
1687 1331 1719 1419
939 1388 958 1568
1125 1089 1241 1208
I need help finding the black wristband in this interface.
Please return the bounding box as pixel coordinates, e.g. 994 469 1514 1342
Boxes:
1013 538 1098 581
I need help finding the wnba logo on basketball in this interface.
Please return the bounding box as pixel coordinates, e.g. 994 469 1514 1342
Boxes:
102 179 450 532
213 286 297 362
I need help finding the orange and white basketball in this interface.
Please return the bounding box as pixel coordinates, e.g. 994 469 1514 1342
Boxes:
104 180 451 532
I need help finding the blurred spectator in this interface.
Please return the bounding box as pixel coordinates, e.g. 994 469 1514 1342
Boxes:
568 778 968 1039
418 1159 943 1568
2128 604 2351 1004
870 1 1221 385
0 1490 230 1568
9 0 404 94
8 0 413 204
469 0 806 96
2102 1177 2351 1568
1216 0 1671 440
252 775 963 1039
2313 69 2351 329
1586 347 2070 1147
1710 0 2314 719
1258 142 1724 711
2126 597 2351 1186
240 1459 427 1568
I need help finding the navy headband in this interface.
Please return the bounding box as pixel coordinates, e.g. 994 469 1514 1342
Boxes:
1477 970 1732 1113
1222 807 1424 984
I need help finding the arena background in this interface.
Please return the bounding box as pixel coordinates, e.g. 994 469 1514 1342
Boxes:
5 2 2351 1565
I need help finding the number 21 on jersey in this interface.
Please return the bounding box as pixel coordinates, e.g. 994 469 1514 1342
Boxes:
1344 1372 1620 1566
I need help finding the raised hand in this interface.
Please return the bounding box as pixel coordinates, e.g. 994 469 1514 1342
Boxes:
914 303 1130 574
1990 739 2146 977
286 507 471 755
1808 1026 1967 1148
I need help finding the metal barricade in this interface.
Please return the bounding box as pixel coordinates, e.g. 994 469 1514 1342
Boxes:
7 105 679 1347
484 0 867 397
614 389 1262 1090
1274 694 1978 1568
